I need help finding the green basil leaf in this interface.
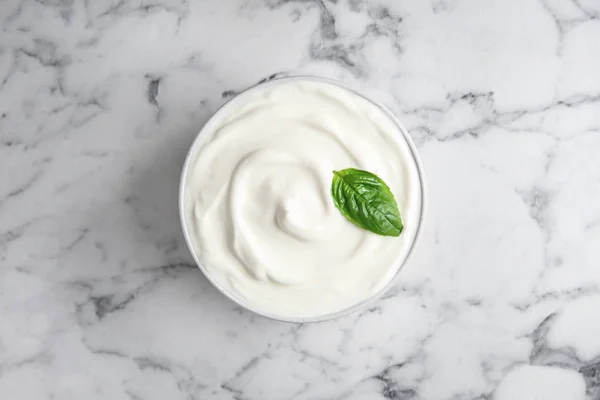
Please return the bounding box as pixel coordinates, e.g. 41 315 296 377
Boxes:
331 168 403 237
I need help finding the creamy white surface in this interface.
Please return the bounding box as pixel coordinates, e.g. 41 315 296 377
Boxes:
185 80 421 318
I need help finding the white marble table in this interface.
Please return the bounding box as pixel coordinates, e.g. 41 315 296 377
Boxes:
1 0 600 399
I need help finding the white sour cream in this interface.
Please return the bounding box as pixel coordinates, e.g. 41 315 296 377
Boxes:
183 79 422 319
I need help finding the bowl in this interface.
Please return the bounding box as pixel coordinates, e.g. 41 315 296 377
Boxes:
179 76 426 323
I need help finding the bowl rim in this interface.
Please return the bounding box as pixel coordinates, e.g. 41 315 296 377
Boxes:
179 75 427 323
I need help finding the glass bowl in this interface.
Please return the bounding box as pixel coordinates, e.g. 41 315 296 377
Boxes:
179 76 426 323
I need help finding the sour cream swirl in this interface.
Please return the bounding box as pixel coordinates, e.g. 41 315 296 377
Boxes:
183 79 422 319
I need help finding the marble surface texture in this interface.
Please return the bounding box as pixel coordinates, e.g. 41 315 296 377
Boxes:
1 0 600 399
